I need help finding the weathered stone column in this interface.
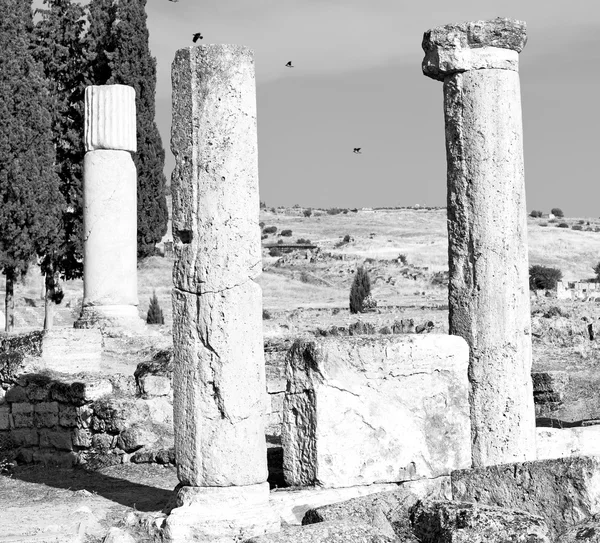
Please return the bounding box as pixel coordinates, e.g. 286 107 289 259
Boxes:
422 19 536 467
76 85 143 329
162 45 279 541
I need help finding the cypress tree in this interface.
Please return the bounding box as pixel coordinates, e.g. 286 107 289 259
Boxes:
349 266 371 314
146 290 164 325
87 0 168 258
32 0 89 328
0 0 64 331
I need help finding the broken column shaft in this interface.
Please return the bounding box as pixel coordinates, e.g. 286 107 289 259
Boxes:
77 85 143 329
163 44 279 542
422 19 536 467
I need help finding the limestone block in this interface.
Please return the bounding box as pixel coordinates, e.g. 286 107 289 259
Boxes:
116 424 160 453
556 515 600 543
139 374 171 397
39 428 73 450
84 85 136 152
11 402 33 428
302 487 423 540
72 428 92 448
282 335 470 488
11 428 38 447
422 18 527 80
58 404 78 427
0 406 9 430
536 426 600 460
82 150 138 308
27 382 51 401
5 386 27 403
172 286 268 486
144 396 173 426
103 527 137 543
161 483 280 542
171 45 262 294
33 401 59 427
451 456 600 539
40 328 102 373
410 500 550 543
246 520 397 543
32 448 77 467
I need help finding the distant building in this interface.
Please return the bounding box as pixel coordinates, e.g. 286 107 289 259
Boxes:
556 280 600 300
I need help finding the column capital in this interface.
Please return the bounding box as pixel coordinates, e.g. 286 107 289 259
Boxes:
422 18 527 81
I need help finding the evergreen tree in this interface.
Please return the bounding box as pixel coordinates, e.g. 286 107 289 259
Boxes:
146 290 164 324
0 0 64 331
349 266 371 314
87 0 168 258
32 0 89 329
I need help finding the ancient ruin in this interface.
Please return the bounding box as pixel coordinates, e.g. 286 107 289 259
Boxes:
76 84 144 329
422 18 536 467
163 44 279 541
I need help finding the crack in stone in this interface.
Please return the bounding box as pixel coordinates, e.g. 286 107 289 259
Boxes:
174 274 257 297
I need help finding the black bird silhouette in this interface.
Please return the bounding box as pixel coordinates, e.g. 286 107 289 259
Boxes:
285 61 293 67
193 33 203 43
353 148 362 154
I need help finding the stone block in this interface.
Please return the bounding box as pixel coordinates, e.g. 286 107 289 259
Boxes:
58 404 78 427
282 335 470 487
410 500 550 543
139 374 171 397
536 426 600 460
246 520 396 542
0 406 9 430
32 448 77 467
144 397 174 426
33 401 59 427
451 456 600 539
116 424 160 453
11 402 33 428
39 428 73 450
84 85 136 152
161 482 279 542
11 428 39 447
40 328 102 374
72 428 92 448
27 382 51 401
92 432 115 450
5 386 27 403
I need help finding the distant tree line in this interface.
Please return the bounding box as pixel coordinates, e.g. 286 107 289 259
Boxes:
0 0 168 331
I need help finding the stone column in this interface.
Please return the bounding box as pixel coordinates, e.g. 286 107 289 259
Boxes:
421 19 536 467
76 85 144 330
162 45 279 542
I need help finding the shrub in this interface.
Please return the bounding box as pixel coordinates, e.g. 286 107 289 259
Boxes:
349 266 371 314
572 225 583 231
398 253 408 265
557 222 569 228
277 239 283 244
261 234 267 240
539 222 548 227
299 271 310 283
263 226 277 234
548 218 557 223
530 210 543 218
596 227 600 233
259 222 265 228
578 220 585 224
269 247 282 257
146 290 164 325
543 306 569 319
303 208 312 217
280 229 292 237
351 208 358 213
262 309 271 320
593 262 600 282
296 238 311 244
343 234 352 243
551 208 564 218
326 208 342 215
260 201 266 209
529 265 563 290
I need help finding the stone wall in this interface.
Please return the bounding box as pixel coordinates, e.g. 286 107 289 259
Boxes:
0 351 174 467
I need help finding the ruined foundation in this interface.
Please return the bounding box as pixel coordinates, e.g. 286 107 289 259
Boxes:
76 85 143 330
163 44 279 541
422 19 536 467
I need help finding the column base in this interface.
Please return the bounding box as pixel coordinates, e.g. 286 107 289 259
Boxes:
160 482 280 543
74 305 146 331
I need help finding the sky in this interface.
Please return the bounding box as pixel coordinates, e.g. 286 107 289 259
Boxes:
36 0 600 215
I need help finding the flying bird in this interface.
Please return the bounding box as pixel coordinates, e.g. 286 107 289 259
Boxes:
193 33 203 43
353 148 362 154
285 61 293 67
